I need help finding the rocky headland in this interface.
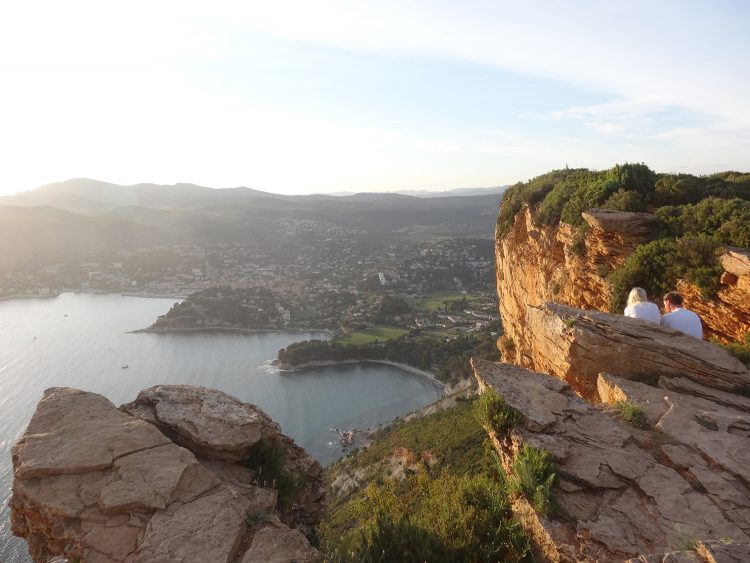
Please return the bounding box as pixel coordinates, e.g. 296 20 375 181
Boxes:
10 385 324 563
469 199 750 561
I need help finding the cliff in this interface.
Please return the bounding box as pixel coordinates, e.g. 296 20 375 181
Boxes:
496 207 750 351
472 302 750 560
471 195 750 560
10 385 324 563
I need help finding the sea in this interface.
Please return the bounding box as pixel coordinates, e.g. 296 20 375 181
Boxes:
0 292 443 561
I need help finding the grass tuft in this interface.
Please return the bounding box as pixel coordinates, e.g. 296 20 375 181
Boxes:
615 401 650 429
505 444 558 517
243 438 307 508
474 388 523 438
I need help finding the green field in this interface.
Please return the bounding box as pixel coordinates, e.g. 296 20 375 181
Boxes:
337 325 409 345
416 292 476 311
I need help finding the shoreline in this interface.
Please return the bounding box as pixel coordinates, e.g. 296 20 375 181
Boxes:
278 358 446 390
0 290 187 303
131 326 337 337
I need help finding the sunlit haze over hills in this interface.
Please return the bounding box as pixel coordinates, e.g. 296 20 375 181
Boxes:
1 1 748 196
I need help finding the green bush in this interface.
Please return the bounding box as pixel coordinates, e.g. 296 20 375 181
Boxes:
607 234 723 311
616 401 650 429
505 444 558 517
602 189 646 212
607 239 675 312
474 388 523 438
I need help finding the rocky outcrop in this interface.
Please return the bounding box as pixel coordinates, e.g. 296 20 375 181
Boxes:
472 359 750 562
10 386 324 563
506 302 750 401
496 207 750 345
484 201 750 560
121 386 324 537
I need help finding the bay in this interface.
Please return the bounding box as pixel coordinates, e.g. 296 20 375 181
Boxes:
0 293 442 561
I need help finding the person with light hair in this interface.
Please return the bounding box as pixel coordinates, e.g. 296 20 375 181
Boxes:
623 287 661 324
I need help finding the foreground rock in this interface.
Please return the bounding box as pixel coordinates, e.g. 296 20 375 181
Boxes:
472 359 750 562
11 386 324 563
506 302 750 401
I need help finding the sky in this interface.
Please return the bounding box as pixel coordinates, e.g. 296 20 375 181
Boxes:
0 1 748 196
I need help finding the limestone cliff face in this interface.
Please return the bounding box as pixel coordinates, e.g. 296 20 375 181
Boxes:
10 385 324 563
496 207 750 358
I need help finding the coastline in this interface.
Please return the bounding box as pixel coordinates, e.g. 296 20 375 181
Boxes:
0 290 186 303
131 326 337 337
0 292 62 302
278 358 446 390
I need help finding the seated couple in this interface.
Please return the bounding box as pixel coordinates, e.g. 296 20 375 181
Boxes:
624 287 703 339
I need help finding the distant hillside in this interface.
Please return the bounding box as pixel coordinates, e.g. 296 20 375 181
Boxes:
0 179 282 213
0 205 169 271
0 179 503 272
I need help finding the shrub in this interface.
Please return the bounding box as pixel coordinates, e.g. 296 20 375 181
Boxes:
602 189 646 212
607 238 675 312
324 470 530 562
606 162 657 196
616 401 649 429
474 388 523 438
505 445 558 517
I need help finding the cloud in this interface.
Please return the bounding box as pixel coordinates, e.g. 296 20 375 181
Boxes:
209 1 750 125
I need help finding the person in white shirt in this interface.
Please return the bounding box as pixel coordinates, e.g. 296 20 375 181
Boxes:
660 291 703 339
623 287 661 325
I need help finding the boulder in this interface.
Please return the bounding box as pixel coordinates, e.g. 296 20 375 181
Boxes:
10 386 323 563
120 385 281 462
521 302 750 401
472 359 750 562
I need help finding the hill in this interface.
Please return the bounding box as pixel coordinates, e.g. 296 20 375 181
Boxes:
0 179 502 273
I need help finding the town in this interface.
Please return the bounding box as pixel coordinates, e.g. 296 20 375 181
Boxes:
0 232 495 305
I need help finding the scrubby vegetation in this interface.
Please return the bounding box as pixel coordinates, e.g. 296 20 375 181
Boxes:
320 399 532 562
504 444 559 517
474 388 523 438
497 164 750 311
615 401 650 430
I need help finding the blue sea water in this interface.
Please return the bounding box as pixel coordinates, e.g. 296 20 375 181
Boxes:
0 293 442 561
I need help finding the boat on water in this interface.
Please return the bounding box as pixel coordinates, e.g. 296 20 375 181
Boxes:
121 364 129 369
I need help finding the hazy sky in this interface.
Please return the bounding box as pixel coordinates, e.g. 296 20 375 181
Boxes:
1 1 748 195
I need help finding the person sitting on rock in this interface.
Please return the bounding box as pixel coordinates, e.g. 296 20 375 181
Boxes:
660 291 703 339
623 287 661 324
